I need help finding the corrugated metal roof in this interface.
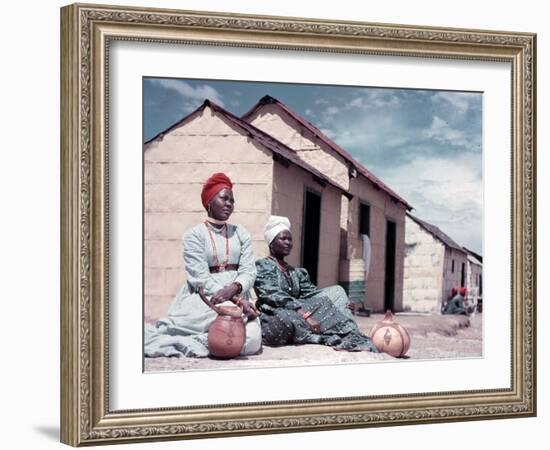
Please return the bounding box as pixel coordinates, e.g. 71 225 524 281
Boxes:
407 213 468 254
145 99 348 195
242 95 413 210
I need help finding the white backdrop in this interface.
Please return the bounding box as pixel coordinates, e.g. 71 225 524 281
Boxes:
0 1 546 449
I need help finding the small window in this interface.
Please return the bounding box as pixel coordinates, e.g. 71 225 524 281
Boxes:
359 202 370 236
452 260 455 272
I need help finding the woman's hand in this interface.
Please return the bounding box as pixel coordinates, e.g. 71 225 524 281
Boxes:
235 298 261 320
305 316 321 334
298 308 321 333
211 283 240 305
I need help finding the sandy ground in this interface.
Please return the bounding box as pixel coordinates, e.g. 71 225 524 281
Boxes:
144 313 482 372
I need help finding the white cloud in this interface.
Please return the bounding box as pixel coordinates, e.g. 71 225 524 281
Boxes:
318 105 343 126
311 99 344 125
431 91 479 115
179 102 200 115
375 153 483 252
423 116 472 148
319 128 336 139
151 79 225 107
325 114 396 150
347 90 400 110
348 97 364 108
312 90 403 147
379 153 481 213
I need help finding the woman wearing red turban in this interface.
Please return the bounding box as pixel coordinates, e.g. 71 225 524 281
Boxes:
145 173 262 358
442 286 468 315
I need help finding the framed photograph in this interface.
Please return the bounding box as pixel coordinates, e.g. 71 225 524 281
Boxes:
60 2 536 446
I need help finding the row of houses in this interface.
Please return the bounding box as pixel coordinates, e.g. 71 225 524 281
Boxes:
403 214 483 313
143 94 481 322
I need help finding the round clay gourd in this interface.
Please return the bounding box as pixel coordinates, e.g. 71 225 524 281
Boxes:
368 310 411 357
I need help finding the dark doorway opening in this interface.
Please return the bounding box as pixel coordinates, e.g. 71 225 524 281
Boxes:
461 262 466 288
359 202 370 237
384 220 397 311
302 189 322 285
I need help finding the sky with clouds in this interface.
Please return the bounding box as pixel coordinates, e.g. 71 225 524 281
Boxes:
143 78 483 254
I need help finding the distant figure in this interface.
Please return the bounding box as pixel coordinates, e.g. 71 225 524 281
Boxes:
441 287 457 313
443 287 467 315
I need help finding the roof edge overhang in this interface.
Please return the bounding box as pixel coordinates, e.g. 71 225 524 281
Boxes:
407 212 469 255
145 99 350 197
242 95 413 210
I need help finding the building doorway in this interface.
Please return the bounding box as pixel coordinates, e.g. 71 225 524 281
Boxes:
384 219 397 311
302 189 321 285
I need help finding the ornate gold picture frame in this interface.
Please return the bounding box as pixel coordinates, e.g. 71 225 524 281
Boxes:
60 3 536 446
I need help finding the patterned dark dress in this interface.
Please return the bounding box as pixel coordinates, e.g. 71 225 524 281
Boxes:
254 258 378 352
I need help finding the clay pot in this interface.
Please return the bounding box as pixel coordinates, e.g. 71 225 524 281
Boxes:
368 310 411 357
198 287 246 358
207 304 246 358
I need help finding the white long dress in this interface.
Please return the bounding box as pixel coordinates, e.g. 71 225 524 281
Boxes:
144 222 262 358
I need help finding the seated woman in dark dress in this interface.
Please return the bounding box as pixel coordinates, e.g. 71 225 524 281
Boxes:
254 216 378 352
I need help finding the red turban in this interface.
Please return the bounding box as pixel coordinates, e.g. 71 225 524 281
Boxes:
459 287 467 296
451 287 458 296
201 172 233 209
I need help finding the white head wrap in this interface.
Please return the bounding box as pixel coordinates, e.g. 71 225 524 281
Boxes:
264 215 291 245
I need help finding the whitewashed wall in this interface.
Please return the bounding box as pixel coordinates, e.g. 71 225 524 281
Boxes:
403 217 445 313
272 162 342 287
143 106 273 321
349 179 407 312
249 103 407 311
248 104 350 190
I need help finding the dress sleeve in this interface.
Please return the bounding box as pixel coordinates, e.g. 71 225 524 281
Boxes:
296 268 322 298
254 259 302 311
182 227 224 297
233 226 256 293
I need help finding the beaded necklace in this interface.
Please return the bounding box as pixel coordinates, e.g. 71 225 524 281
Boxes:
204 221 229 270
268 255 293 282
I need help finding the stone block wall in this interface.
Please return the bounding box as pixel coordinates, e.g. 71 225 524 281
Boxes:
143 106 273 322
403 217 445 313
247 104 350 191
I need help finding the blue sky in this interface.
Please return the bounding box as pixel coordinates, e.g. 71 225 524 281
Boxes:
143 78 483 254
